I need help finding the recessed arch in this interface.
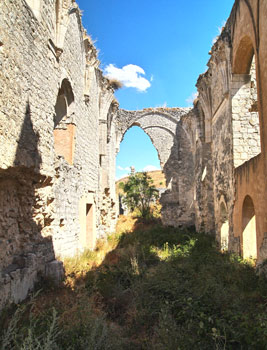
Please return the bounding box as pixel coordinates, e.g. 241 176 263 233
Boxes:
53 79 76 165
231 37 261 168
242 195 257 259
233 36 254 75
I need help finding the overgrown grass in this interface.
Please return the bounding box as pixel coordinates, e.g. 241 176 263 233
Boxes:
1 217 266 349
83 224 267 349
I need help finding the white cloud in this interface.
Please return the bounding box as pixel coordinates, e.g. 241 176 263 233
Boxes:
104 64 151 92
143 165 159 172
117 165 131 171
186 91 198 106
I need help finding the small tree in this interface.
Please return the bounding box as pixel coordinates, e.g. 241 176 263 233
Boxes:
119 172 159 219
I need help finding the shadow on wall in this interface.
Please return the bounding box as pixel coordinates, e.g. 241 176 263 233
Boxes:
0 101 63 310
161 122 195 227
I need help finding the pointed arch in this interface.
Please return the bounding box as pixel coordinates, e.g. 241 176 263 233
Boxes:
231 36 261 168
233 35 254 75
242 195 257 259
53 79 76 165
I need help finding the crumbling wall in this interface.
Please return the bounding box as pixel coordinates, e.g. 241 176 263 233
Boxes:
1 0 267 309
116 107 196 227
196 31 235 248
191 104 215 233
0 0 118 308
194 0 267 261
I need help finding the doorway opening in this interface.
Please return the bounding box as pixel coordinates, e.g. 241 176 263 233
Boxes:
79 195 96 250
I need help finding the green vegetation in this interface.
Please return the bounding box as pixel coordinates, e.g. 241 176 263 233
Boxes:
1 218 267 349
119 172 159 218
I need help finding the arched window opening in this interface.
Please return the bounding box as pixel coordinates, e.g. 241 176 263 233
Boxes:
220 202 229 251
53 80 76 165
242 195 257 259
232 39 261 168
116 126 165 216
25 0 42 20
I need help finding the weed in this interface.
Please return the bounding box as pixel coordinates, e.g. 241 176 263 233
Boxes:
1 218 266 349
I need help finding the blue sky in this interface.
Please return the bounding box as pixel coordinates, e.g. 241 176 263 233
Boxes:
76 0 234 179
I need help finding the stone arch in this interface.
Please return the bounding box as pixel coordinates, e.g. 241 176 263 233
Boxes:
242 195 257 259
116 109 186 167
116 123 164 216
120 123 163 166
25 0 42 20
219 200 229 251
231 36 261 168
233 36 254 75
53 79 76 165
116 108 195 227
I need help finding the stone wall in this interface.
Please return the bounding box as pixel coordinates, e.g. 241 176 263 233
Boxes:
232 57 261 168
233 154 267 262
0 0 118 308
194 0 267 261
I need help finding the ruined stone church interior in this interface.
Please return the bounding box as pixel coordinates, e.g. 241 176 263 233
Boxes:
0 0 267 314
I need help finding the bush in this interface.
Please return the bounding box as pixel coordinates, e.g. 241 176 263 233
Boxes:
120 172 159 219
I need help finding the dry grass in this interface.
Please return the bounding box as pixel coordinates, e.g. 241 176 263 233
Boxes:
2 213 267 349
